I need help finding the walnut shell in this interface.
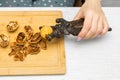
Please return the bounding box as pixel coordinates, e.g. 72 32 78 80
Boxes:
24 25 34 40
28 32 41 44
9 42 28 61
0 34 9 48
7 21 19 32
27 44 40 55
16 32 26 45
40 39 47 50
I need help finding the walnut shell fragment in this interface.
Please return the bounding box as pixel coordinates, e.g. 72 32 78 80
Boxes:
9 25 48 61
0 34 9 48
16 32 26 45
40 39 47 50
7 21 19 32
24 25 34 40
9 42 28 61
27 44 40 55
28 32 41 44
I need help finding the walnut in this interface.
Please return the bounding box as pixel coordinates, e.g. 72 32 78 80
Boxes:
7 21 19 32
39 26 53 39
0 34 9 48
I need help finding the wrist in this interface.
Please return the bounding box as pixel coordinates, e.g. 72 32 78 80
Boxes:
85 0 101 4
84 0 101 7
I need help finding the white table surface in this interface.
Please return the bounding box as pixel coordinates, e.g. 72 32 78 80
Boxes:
0 7 120 80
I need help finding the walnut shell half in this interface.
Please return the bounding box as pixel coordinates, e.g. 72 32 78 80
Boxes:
24 25 34 40
16 32 26 45
0 34 9 48
7 21 19 32
28 32 41 44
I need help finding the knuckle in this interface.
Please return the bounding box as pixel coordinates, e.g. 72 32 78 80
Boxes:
79 31 87 38
84 33 91 39
80 33 86 38
97 29 102 35
83 35 89 39
90 29 96 34
84 24 91 29
97 29 101 33
101 31 107 35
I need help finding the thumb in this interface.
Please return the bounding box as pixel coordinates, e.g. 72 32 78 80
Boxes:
74 11 83 20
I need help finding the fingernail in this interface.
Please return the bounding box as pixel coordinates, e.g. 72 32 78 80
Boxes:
77 37 82 41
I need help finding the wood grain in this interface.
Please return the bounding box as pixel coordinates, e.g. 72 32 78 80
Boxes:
0 11 66 75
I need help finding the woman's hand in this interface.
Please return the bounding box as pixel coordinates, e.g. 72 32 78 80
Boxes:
74 0 109 41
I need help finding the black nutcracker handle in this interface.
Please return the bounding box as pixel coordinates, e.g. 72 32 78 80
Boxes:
67 18 112 36
46 18 112 41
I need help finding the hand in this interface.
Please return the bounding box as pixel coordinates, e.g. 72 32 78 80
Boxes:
74 0 109 41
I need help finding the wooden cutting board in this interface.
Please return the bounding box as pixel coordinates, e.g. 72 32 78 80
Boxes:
0 11 66 75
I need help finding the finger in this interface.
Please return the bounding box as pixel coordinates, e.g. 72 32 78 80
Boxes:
77 15 92 38
84 15 98 39
92 17 103 38
101 18 109 35
74 11 83 20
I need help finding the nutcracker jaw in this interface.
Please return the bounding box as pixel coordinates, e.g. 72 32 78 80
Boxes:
46 18 84 41
46 18 112 41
